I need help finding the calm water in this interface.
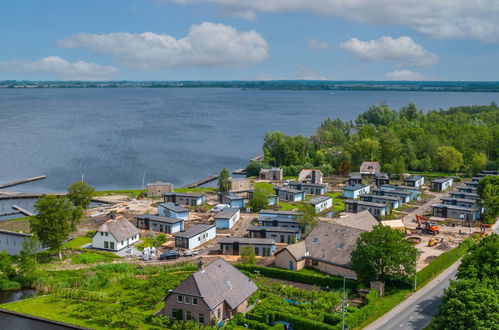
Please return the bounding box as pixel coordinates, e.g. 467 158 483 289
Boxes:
0 88 497 193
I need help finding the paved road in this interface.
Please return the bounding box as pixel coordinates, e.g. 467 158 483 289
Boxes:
364 261 460 330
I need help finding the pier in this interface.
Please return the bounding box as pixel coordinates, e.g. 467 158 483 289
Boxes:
232 168 246 175
181 175 218 188
0 193 66 200
12 205 35 216
0 176 47 189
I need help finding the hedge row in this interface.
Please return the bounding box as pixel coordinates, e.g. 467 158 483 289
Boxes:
235 265 358 290
248 311 337 330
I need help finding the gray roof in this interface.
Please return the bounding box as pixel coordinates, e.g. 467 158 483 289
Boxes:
373 188 412 196
375 172 389 179
344 184 369 191
309 195 332 205
359 194 401 201
147 181 172 186
158 202 188 213
404 175 423 181
170 258 257 310
96 217 139 242
449 191 479 198
175 224 215 239
246 225 300 233
289 182 327 188
136 214 183 224
381 184 419 192
440 197 477 204
344 199 387 208
431 204 476 212
218 237 275 245
261 217 298 224
164 192 204 198
348 172 362 179
275 186 304 194
221 193 244 201
431 177 453 183
332 211 379 231
259 209 300 216
215 208 239 219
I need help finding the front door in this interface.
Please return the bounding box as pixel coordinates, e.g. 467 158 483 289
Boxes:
288 260 294 270
233 242 239 255
280 235 285 243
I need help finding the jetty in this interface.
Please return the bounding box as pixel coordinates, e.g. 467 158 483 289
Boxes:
250 155 264 162
0 175 47 189
232 168 246 175
182 175 218 189
12 205 35 216
0 193 66 200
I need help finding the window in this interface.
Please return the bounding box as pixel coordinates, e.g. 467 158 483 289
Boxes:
110 242 115 249
105 232 108 236
312 259 319 266
104 241 109 249
177 295 183 303
217 309 221 319
100 232 104 236
198 237 201 241
192 298 198 306
186 311 192 320
199 313 205 323
121 241 124 245
185 296 191 304
254 247 259 255
171 308 177 318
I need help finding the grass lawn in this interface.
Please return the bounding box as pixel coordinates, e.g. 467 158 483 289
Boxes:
296 267 329 276
173 187 217 194
278 202 298 211
94 189 144 197
70 252 116 265
0 217 31 232
63 236 92 249
327 192 346 212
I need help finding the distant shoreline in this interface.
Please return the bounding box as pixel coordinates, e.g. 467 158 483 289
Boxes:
1 80 499 92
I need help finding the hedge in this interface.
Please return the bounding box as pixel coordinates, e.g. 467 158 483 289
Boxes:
235 265 358 290
266 311 336 330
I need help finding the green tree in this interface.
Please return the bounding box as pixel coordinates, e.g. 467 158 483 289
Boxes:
0 251 16 279
435 146 463 172
245 161 266 177
351 225 417 286
477 176 499 224
218 168 231 192
297 204 318 234
457 234 498 282
67 181 95 209
467 152 487 176
18 237 40 285
248 182 275 212
30 195 83 259
239 245 256 265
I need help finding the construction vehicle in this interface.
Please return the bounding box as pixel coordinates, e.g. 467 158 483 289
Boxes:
428 238 438 247
415 215 440 235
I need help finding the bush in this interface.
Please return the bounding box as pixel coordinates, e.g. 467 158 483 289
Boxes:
85 230 97 238
235 265 358 290
71 253 112 265
267 311 336 330
0 276 22 290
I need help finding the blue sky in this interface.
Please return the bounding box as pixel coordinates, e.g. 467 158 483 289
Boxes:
0 0 498 81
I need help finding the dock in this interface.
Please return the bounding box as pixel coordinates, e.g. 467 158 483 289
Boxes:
12 205 35 216
0 193 66 200
233 168 247 175
182 175 218 189
0 175 47 189
250 155 264 162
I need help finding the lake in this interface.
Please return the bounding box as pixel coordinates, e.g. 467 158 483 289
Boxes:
0 88 497 193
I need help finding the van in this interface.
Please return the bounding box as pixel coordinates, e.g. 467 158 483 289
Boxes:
212 204 230 213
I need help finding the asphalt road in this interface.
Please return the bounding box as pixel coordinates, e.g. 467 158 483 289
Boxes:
365 261 460 330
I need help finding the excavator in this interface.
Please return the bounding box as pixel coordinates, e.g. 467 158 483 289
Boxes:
415 215 440 235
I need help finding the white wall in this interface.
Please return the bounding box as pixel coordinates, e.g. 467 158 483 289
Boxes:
187 227 217 249
93 231 139 251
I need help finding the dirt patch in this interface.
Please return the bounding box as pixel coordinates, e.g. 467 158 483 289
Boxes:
0 218 31 233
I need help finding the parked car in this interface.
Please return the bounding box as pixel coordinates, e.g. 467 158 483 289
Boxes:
271 321 293 330
159 250 180 260
183 250 199 257
284 179 295 185
212 204 230 213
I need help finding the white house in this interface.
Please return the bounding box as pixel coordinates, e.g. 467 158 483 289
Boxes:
308 195 333 213
93 216 140 251
404 175 425 188
174 224 216 250
214 208 241 229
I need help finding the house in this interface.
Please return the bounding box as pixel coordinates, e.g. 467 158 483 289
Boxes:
348 173 362 186
218 237 276 256
274 219 372 278
174 225 216 250
258 210 300 228
380 184 419 201
479 170 499 176
464 181 479 188
274 186 305 202
164 192 205 206
471 176 481 182
457 185 477 193
246 226 301 244
308 195 333 213
360 161 381 175
247 190 278 206
259 168 283 181
342 184 370 199
147 181 173 197
331 210 379 231
404 175 425 188
298 169 323 184
344 200 388 218
219 193 245 209
93 217 139 251
374 187 412 203
158 202 189 220
430 177 453 191
136 214 184 234
359 194 402 210
431 204 481 221
160 258 258 325
230 178 251 192
375 173 390 187
440 197 478 209
288 182 327 195
214 208 241 229
0 229 44 255
449 191 480 200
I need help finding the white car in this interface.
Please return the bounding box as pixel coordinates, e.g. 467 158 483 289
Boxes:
212 204 230 212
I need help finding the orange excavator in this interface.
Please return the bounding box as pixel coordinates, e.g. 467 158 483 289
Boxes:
415 215 440 235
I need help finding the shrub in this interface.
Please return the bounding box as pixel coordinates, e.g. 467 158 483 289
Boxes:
85 230 97 238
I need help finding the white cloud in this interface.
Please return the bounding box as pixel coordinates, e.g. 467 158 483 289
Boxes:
295 67 328 80
0 56 117 80
385 69 427 81
58 22 268 70
340 36 438 67
160 0 499 42
307 39 330 49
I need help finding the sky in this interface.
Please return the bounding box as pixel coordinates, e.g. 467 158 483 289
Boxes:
0 0 498 81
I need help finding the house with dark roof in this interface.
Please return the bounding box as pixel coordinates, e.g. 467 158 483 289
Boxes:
457 185 477 193
163 192 205 206
258 209 300 228
308 195 333 213
218 193 245 209
158 202 189 220
161 258 258 325
430 177 453 191
288 182 327 195
375 173 390 187
174 224 216 250
274 186 305 202
404 175 425 188
218 237 276 256
449 191 480 200
136 214 184 234
380 184 419 200
344 200 388 218
342 184 370 199
359 194 402 210
214 208 240 229
275 214 375 278
331 210 379 231
92 217 139 251
348 172 362 186
440 197 477 209
431 204 481 221
246 225 301 244
247 190 278 206
373 188 412 203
